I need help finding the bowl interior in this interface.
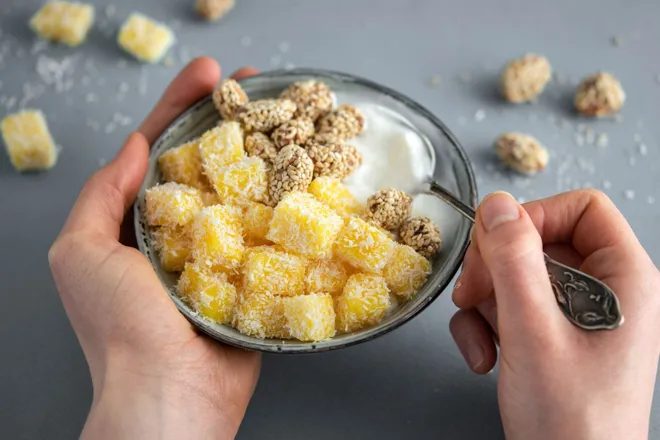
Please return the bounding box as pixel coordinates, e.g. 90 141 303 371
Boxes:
134 69 477 353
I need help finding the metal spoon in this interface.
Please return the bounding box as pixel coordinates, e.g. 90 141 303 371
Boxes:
427 180 623 331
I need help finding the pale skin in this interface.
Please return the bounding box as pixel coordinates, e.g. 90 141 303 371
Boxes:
48 58 660 439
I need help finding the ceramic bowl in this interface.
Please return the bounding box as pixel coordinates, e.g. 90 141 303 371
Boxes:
134 68 477 353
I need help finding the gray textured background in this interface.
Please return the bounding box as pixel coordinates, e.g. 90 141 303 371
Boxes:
1 0 659 439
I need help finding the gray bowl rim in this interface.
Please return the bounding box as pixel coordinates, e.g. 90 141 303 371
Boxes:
135 67 478 354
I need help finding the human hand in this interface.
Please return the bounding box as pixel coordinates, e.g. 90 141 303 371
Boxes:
450 190 660 440
48 58 261 440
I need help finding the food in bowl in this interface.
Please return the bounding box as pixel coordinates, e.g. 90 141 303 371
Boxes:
144 78 445 343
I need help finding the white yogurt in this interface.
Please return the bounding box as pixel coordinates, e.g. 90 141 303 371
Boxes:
343 103 446 228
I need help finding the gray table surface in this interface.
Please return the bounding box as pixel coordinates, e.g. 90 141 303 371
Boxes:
1 0 659 438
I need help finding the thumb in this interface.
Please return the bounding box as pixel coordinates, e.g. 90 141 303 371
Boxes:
61 132 150 238
474 191 565 338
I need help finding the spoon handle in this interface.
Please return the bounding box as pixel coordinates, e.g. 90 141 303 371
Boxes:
427 181 623 331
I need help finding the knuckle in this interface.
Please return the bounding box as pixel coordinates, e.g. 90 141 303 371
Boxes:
487 230 542 267
580 188 610 205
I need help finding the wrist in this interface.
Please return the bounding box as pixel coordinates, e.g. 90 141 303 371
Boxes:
83 356 244 440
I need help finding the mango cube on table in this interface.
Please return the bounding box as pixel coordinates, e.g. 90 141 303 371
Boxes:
158 140 209 190
233 292 289 339
242 202 274 244
382 244 432 299
334 216 395 273
1 110 58 172
199 122 245 175
266 192 344 259
190 205 244 272
283 293 336 342
117 13 175 63
207 157 269 204
177 262 237 324
145 182 203 227
308 177 364 217
152 226 192 272
243 247 307 296
304 259 349 296
30 1 94 47
336 273 391 333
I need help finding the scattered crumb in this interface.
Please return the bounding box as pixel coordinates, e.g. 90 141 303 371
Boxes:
284 62 295 70
602 180 612 189
270 55 281 67
278 42 290 53
429 74 442 87
163 56 174 67
648 196 656 205
596 133 608 148
629 157 636 167
611 36 622 47
98 157 107 167
639 143 648 156
624 189 635 200
474 109 486 122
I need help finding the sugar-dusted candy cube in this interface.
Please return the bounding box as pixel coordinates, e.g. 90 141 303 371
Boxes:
283 293 336 341
191 205 244 272
177 262 236 324
304 259 349 296
152 226 191 272
382 244 432 299
266 192 344 259
199 122 245 176
158 140 209 190
30 1 94 47
243 202 274 244
243 247 306 296
1 110 58 172
145 182 203 227
336 273 390 333
233 292 289 339
308 177 364 217
117 13 175 63
334 217 395 273
207 157 269 204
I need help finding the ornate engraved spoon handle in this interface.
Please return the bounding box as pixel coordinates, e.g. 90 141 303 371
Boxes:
428 181 623 331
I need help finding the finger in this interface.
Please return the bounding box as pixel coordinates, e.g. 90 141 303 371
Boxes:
476 296 498 336
231 66 259 80
450 309 498 374
523 189 642 259
474 191 566 338
453 244 493 309
61 132 149 238
139 57 221 144
543 243 583 268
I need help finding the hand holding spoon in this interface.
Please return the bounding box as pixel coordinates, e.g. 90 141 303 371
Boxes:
426 180 623 331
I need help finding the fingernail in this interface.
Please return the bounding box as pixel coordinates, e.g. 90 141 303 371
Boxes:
466 344 484 371
480 192 520 231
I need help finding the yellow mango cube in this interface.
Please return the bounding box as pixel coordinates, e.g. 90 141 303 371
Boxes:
283 293 336 341
304 259 349 296
266 192 344 259
1 110 58 172
158 140 209 190
334 217 395 273
152 226 191 272
145 182 203 227
117 13 175 63
242 202 274 244
233 292 289 339
190 205 244 272
199 122 245 176
30 1 94 47
177 262 236 324
207 157 269 204
336 273 390 333
243 248 307 296
308 177 364 217
382 244 432 299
